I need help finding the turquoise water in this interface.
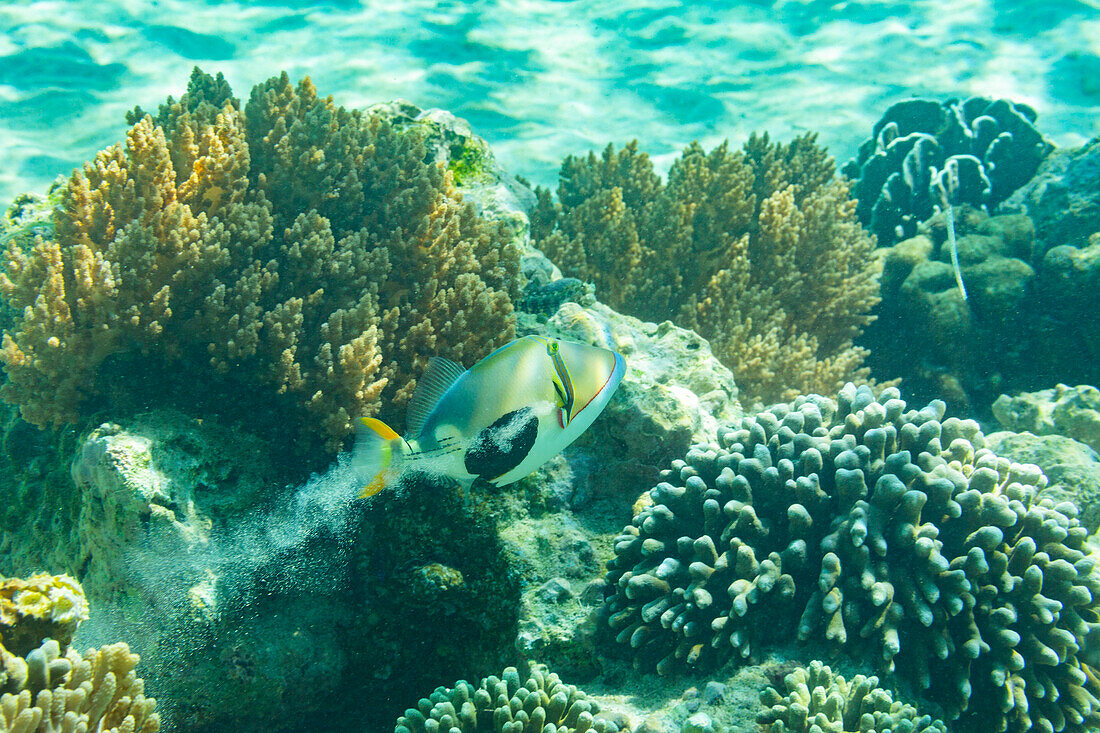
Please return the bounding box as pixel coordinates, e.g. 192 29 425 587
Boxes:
2 0 1099 207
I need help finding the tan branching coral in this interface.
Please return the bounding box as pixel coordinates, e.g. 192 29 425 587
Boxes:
532 135 881 404
0 68 519 455
0 638 160 733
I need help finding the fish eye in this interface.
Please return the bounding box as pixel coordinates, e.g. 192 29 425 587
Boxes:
546 340 559 355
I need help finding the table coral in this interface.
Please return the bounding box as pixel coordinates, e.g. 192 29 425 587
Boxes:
0 637 159 733
531 135 881 404
0 573 87 657
602 383 1100 733
0 68 520 457
759 660 947 733
395 664 618 733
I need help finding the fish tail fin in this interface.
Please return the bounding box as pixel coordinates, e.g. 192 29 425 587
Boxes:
353 417 410 498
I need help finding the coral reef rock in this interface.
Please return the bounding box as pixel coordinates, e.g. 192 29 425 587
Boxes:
862 210 1097 413
1002 138 1100 253
759 660 947 733
983 421 1100 534
63 410 522 732
843 97 1052 247
993 384 1100 454
0 401 82 583
602 383 1100 733
69 410 280 608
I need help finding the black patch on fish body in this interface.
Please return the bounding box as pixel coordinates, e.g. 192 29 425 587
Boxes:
464 408 538 480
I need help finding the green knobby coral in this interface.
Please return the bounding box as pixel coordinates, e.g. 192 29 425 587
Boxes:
759 660 947 733
0 68 520 458
531 136 882 404
602 383 1100 733
395 664 617 733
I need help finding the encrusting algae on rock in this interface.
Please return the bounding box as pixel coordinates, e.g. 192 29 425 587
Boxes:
0 67 521 460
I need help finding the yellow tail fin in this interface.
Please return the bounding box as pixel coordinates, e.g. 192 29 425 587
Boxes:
354 417 406 498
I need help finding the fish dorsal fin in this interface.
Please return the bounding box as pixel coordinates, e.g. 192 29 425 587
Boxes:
407 356 466 437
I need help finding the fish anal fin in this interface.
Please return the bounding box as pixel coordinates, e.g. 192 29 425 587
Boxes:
407 357 466 437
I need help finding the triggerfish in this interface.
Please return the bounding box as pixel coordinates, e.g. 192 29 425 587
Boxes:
353 335 626 495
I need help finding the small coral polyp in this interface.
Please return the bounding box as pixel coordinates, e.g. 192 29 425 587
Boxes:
602 383 1100 733
0 68 520 455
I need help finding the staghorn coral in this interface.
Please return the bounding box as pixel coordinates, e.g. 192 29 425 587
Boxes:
0 637 159 733
395 663 618 733
602 383 1100 733
0 68 520 457
758 660 947 733
842 97 1053 247
531 135 881 404
0 574 88 657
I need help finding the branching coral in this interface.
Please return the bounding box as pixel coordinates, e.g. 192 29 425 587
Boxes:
531 135 881 404
0 68 520 456
602 384 1100 733
0 637 159 733
395 664 618 733
759 660 947 733
0 573 88 657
